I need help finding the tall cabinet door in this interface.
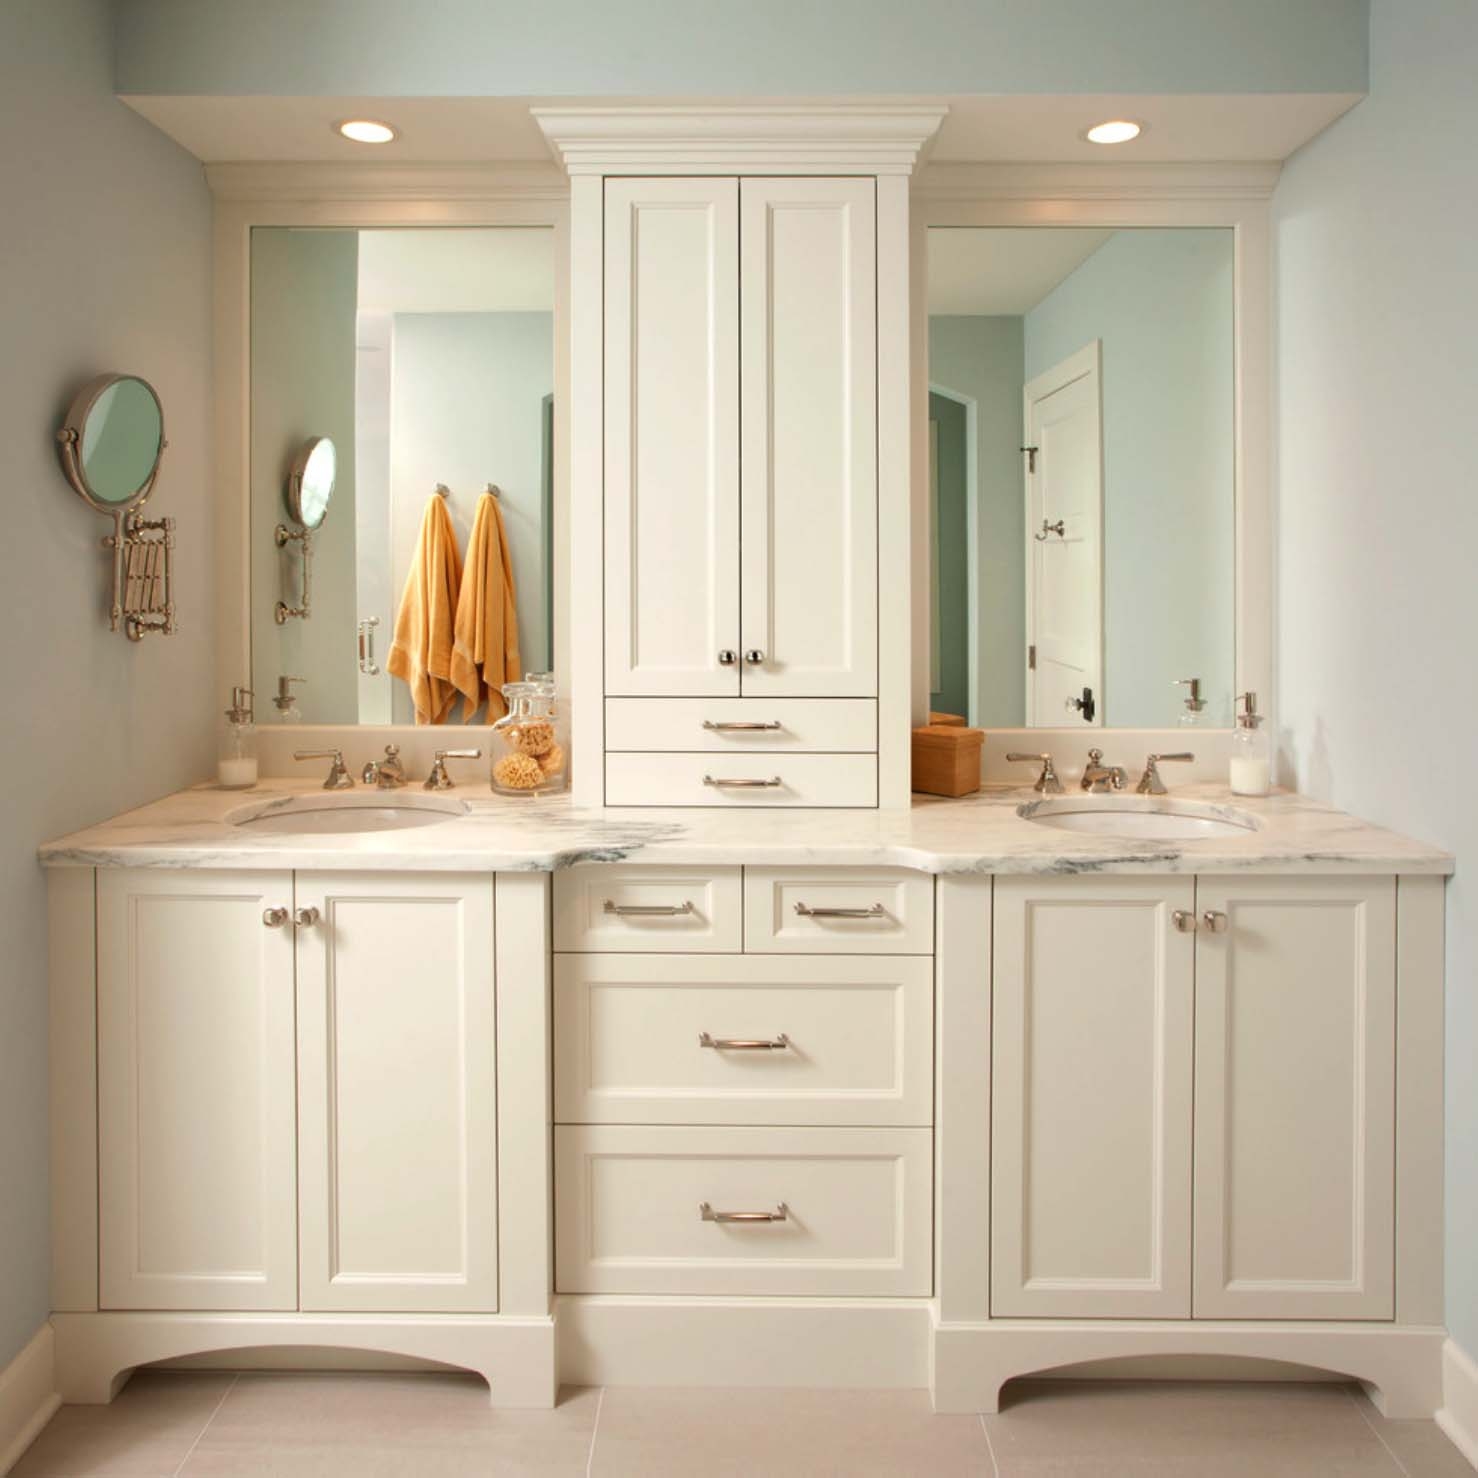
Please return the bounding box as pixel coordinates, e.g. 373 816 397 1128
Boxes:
295 872 498 1312
1193 876 1395 1319
605 177 740 697
992 876 1195 1318
739 178 877 698
97 870 298 1311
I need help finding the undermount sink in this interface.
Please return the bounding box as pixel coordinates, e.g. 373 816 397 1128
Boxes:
1018 795 1259 841
230 793 469 835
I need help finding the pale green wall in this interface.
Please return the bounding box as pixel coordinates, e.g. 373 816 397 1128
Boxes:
0 0 213 1369
1025 230 1234 728
1273 0 1478 1359
114 0 1368 97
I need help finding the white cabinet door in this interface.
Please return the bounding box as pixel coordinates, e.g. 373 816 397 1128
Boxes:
739 178 876 698
97 870 298 1311
295 873 497 1312
604 177 740 697
992 876 1195 1318
1193 876 1396 1319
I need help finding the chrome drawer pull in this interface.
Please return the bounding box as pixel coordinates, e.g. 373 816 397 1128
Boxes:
702 719 783 732
794 902 885 919
603 900 694 917
700 1201 789 1224
698 1032 791 1051
703 774 782 788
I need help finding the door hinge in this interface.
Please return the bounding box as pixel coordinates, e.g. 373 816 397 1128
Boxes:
1021 445 1039 474
1028 644 1036 671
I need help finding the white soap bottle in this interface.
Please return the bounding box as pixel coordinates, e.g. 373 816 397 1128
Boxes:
1230 691 1271 796
218 686 258 789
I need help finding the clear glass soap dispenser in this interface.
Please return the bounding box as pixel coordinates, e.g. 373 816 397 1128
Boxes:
1230 691 1272 796
1175 677 1207 727
218 686 258 790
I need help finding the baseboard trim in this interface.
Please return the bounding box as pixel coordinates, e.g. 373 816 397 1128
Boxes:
0 1323 59 1476
1436 1338 1478 1472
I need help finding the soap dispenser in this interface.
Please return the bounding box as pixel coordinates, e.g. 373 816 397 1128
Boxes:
272 675 306 723
218 686 258 790
1175 677 1207 727
1230 691 1272 796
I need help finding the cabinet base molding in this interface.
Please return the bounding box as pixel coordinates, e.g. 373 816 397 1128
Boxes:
48 1313 557 1409
555 1296 930 1389
1436 1338 1478 1470
0 1322 60 1475
929 1317 1447 1418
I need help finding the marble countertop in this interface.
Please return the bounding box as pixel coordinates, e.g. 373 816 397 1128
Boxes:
38 780 1453 876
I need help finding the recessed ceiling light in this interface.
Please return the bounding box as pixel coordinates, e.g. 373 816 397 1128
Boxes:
337 119 398 145
1084 119 1143 145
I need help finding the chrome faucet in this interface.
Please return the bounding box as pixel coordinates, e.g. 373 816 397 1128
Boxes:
294 748 353 790
1006 751 1064 794
425 748 482 791
1135 752 1195 795
1081 748 1128 794
362 744 408 789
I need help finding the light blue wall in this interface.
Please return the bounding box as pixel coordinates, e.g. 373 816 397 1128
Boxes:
929 316 1026 727
114 0 1368 98
0 0 213 1368
1273 0 1478 1358
1025 231 1235 728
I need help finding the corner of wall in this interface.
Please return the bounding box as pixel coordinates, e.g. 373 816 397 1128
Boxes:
1437 1338 1478 1472
0 1322 59 1475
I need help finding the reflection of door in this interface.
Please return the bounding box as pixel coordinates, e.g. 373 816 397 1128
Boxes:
1024 342 1102 726
928 392 969 719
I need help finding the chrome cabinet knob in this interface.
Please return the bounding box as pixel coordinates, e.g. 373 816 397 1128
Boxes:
743 649 765 665
293 906 321 928
717 650 737 665
1202 910 1229 933
1172 910 1198 934
262 907 289 929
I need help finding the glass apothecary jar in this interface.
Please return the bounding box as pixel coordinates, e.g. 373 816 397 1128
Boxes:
490 676 568 795
218 686 258 790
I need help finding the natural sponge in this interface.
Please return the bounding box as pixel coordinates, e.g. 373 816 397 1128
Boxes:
493 752 545 791
538 741 565 777
512 719 555 757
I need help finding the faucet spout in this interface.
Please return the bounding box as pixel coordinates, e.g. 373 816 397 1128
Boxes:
1080 748 1128 794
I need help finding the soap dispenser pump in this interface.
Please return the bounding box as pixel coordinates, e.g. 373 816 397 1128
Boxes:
219 686 258 790
273 675 306 723
1175 677 1207 727
1230 691 1272 797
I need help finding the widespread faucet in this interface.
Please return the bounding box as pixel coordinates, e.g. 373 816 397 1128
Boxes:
294 748 354 790
1135 752 1195 795
1081 748 1128 794
362 744 408 789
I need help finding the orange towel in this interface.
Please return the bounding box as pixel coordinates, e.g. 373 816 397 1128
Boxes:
386 496 463 725
451 490 522 721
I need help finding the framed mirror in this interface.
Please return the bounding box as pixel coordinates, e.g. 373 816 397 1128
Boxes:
286 435 337 530
56 373 166 514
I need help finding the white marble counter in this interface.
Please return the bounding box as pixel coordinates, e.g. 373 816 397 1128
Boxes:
38 780 1453 876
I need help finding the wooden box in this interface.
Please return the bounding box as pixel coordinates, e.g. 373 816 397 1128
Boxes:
911 724 985 797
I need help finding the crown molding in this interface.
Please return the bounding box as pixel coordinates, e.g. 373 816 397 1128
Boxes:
914 160 1282 202
205 161 568 203
534 105 948 176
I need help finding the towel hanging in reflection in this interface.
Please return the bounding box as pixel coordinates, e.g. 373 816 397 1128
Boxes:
386 493 463 725
451 487 521 721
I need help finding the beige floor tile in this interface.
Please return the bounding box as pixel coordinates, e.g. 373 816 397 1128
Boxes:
1350 1389 1477 1478
981 1380 1403 1476
588 1386 993 1477
176 1375 598 1477
11 1371 235 1478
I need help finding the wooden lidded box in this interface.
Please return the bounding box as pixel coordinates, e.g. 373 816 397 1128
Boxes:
911 724 985 797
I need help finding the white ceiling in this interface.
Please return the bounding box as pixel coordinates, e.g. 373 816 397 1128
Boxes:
356 228 555 314
123 91 1361 164
927 228 1116 315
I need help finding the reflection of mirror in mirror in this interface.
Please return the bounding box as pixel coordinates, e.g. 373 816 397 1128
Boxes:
291 436 336 529
927 227 1234 730
250 226 555 725
78 376 164 505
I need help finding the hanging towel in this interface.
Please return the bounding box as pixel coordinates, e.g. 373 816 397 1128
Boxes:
451 489 521 721
386 495 463 725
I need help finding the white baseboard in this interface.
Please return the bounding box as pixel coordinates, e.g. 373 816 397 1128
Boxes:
0 1323 60 1476
1436 1338 1478 1472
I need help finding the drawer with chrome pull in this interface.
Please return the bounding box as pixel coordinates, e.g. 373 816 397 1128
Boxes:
605 698 876 752
554 1124 932 1296
744 867 934 954
604 753 877 807
553 953 932 1125
553 865 742 953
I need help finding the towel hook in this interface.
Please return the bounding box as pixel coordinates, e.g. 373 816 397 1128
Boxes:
485 482 500 499
434 483 451 499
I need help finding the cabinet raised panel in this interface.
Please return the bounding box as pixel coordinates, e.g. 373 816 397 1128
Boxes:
97 870 298 1312
991 876 1195 1318
1193 876 1395 1319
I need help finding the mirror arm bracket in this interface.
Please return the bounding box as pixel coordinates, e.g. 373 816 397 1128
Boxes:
274 524 313 624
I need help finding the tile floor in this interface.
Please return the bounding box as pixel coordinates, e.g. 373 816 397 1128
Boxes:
9 1371 1474 1477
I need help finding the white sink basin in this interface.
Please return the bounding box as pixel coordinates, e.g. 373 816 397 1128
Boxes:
1019 795 1258 841
230 793 469 835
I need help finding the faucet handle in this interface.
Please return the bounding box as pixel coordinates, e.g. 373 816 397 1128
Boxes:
425 748 483 791
1006 751 1064 795
1135 752 1195 795
294 748 353 790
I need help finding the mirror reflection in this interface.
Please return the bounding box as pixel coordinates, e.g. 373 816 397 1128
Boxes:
251 226 554 724
927 227 1234 729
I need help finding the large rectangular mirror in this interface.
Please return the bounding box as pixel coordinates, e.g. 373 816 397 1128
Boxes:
927 226 1234 730
250 226 554 724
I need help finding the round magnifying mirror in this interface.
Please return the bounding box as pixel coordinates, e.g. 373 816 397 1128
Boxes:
57 374 165 513
286 436 337 530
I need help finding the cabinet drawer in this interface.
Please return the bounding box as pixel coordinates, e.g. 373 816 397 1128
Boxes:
555 1125 931 1296
605 753 876 807
554 865 741 953
744 868 934 954
605 698 876 752
554 954 932 1126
